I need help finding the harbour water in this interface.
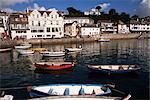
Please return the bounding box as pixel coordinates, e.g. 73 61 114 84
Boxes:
0 39 149 99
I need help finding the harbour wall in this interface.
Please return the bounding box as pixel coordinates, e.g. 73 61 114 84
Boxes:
0 33 149 48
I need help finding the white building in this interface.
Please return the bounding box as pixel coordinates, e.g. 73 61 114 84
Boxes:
64 17 94 25
130 17 150 33
64 21 80 37
84 8 101 15
0 17 4 35
80 24 100 36
28 9 64 39
98 20 117 34
0 11 9 31
118 21 129 33
9 13 30 39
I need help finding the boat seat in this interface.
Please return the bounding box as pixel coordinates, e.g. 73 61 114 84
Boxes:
93 88 104 95
64 88 70 96
69 86 81 95
111 66 118 70
79 88 85 96
50 86 66 95
82 86 96 95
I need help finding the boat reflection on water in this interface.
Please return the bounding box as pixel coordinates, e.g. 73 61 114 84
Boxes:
88 72 139 80
34 68 73 75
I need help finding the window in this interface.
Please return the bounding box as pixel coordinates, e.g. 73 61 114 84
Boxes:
47 35 51 37
37 14 39 18
51 15 53 19
56 28 58 32
38 21 40 26
31 30 37 33
47 28 50 32
37 35 42 37
55 15 57 19
52 28 55 32
50 21 53 25
32 21 34 26
38 30 44 32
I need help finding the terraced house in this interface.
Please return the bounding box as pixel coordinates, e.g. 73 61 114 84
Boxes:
27 9 64 39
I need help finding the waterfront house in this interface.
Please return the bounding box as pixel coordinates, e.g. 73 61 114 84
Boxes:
84 8 101 15
64 21 80 37
130 16 150 33
118 21 130 34
80 24 100 37
28 9 64 39
0 17 4 38
0 11 9 32
97 20 117 34
9 13 30 39
64 16 94 26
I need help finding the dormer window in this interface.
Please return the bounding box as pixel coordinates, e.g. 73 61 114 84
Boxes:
51 15 53 19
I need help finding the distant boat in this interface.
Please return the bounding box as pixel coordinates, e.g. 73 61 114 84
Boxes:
0 48 11 52
34 61 74 70
98 38 110 42
27 84 111 98
41 51 65 57
17 50 34 55
65 48 82 52
15 43 32 49
28 48 48 53
88 65 140 74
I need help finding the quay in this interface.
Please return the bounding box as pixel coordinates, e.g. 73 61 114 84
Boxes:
0 33 150 49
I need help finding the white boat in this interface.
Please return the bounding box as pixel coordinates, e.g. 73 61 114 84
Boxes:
41 51 65 57
98 38 110 42
0 48 12 52
17 50 34 55
27 84 111 98
65 48 82 52
15 43 32 49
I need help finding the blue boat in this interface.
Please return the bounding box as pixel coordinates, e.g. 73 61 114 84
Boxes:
27 84 111 98
88 65 140 74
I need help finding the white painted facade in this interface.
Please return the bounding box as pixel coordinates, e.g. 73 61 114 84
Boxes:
80 26 100 36
64 17 94 25
0 12 9 31
118 24 129 33
130 24 150 32
84 8 101 15
100 21 117 34
28 9 64 39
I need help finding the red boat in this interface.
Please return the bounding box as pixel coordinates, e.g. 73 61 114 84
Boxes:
34 61 74 70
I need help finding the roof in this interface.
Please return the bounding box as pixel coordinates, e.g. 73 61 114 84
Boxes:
97 20 113 23
64 16 93 20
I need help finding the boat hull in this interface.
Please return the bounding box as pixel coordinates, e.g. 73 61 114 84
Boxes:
88 65 140 74
34 63 73 70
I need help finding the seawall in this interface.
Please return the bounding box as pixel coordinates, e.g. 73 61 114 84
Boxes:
0 33 149 48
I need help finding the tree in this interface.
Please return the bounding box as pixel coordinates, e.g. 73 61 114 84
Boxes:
108 9 119 22
66 7 84 16
131 15 139 20
119 12 130 24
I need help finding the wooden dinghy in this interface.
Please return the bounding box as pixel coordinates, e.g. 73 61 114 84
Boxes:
14 43 32 49
88 65 140 74
41 51 65 57
34 61 74 70
65 47 82 52
27 84 111 98
0 48 11 52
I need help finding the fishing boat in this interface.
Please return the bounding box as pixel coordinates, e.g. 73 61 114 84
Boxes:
41 51 65 57
28 48 48 53
88 65 140 74
14 43 32 49
27 84 111 98
0 48 12 52
34 61 74 70
17 50 34 55
98 38 110 42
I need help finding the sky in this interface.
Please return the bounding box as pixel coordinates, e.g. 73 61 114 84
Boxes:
0 0 149 17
